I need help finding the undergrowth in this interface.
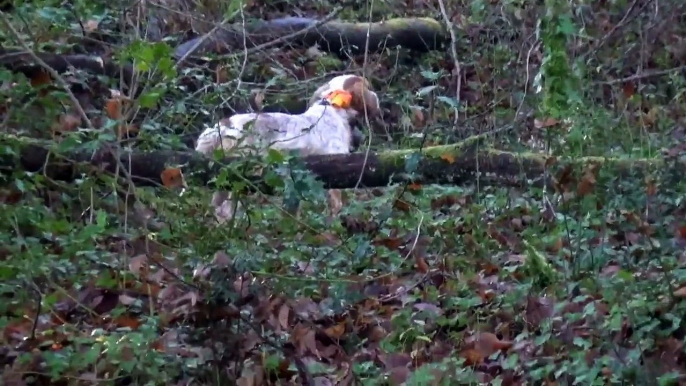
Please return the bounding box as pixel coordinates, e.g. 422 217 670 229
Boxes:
2 0 686 384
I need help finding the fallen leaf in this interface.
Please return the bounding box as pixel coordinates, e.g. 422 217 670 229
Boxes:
393 199 411 212
250 89 265 111
216 65 230 84
374 237 404 251
407 183 422 192
645 177 657 196
112 315 141 329
129 254 147 276
461 332 513 365
460 348 484 366
677 226 686 239
577 166 598 197
160 168 186 189
30 71 52 88
292 324 320 357
674 286 686 298
105 98 123 120
415 255 430 273
324 322 346 340
118 124 139 139
534 117 559 129
622 82 636 98
52 113 81 134
410 106 425 128
277 304 290 331
440 153 455 164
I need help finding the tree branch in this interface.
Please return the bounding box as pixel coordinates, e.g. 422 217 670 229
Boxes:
1 134 665 193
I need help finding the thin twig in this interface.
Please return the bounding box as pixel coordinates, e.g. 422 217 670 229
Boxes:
0 13 95 130
210 8 342 62
590 0 645 54
353 0 376 190
176 14 235 68
436 0 462 127
1 11 141 201
596 65 686 85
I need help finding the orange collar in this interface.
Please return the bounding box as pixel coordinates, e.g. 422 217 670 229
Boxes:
323 89 353 108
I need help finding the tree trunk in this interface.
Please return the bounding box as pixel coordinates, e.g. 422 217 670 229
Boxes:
1 134 661 192
174 17 447 59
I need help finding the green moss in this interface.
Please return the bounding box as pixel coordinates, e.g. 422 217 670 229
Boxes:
315 56 344 71
382 17 443 31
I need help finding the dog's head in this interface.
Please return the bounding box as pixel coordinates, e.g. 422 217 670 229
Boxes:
308 75 381 120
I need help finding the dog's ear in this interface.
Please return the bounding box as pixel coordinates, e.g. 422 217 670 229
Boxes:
344 77 380 118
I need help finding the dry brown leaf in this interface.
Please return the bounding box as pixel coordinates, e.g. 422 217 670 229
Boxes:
216 65 230 84
324 322 346 340
374 237 404 251
118 124 139 139
233 274 252 298
160 168 186 189
440 153 455 164
105 98 123 120
622 82 636 98
577 168 597 197
677 225 686 239
368 325 387 342
460 332 513 365
249 89 265 111
112 315 141 329
292 324 320 357
30 71 52 88
415 255 430 273
393 198 411 212
129 254 147 276
410 106 425 128
407 183 422 192
277 304 290 331
646 177 657 196
534 117 559 129
674 286 686 298
52 113 81 134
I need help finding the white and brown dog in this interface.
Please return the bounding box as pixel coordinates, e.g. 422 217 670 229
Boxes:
195 74 380 223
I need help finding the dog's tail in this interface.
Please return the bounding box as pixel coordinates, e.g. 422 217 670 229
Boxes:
195 122 241 155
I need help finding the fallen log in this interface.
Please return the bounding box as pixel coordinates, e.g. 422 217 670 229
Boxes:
0 134 666 193
0 48 135 88
174 17 447 59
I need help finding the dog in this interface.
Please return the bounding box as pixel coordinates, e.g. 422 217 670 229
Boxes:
195 74 381 223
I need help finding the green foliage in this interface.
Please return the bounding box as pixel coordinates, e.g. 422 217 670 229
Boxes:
3 0 686 384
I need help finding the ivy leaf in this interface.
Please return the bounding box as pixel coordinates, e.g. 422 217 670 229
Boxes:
416 85 438 97
437 96 460 110
266 148 286 164
139 90 164 108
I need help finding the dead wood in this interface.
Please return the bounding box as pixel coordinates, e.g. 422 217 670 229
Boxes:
0 134 665 194
174 17 447 59
0 48 135 88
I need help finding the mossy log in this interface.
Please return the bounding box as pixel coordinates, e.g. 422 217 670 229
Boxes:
174 17 447 59
0 134 666 193
0 48 136 88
